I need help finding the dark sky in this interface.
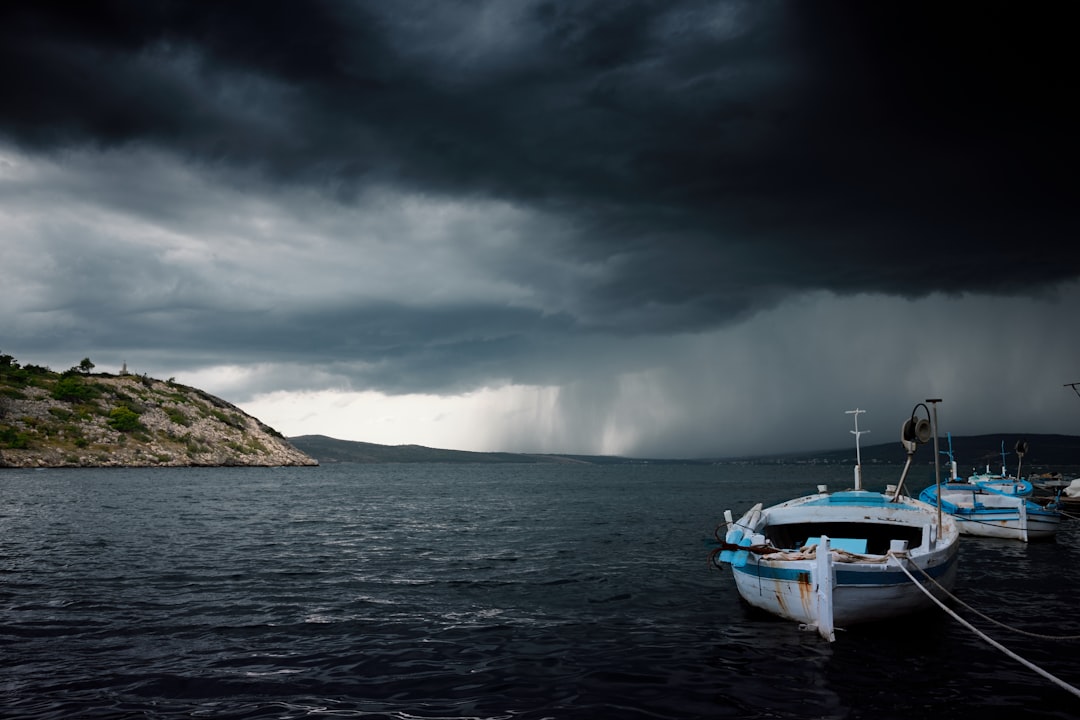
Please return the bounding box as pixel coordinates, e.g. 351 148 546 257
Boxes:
2 1 1078 458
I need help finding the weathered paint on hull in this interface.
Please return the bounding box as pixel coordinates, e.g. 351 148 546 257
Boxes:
731 543 959 627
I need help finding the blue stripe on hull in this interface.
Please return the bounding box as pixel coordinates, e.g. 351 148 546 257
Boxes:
732 549 957 587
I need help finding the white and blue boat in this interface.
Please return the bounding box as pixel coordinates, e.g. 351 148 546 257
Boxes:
963 439 1033 497
918 482 1060 542
919 437 1060 542
713 404 960 641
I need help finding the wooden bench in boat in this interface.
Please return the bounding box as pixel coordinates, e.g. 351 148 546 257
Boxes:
803 536 868 554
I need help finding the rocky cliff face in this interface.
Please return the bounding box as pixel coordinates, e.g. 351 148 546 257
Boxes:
0 373 317 468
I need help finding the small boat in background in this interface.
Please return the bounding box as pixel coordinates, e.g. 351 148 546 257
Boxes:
1031 472 1071 492
918 482 1061 542
919 438 1061 542
1028 473 1072 507
712 403 960 641
965 440 1033 497
1061 479 1080 510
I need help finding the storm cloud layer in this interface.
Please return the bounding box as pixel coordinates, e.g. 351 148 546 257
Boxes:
2 2 1078 457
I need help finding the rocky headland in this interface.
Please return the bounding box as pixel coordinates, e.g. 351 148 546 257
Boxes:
0 359 316 468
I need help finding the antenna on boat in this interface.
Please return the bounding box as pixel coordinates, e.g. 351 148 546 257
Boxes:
846 408 869 490
940 431 957 481
998 440 1010 477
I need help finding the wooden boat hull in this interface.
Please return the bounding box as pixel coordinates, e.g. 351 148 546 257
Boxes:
721 490 960 630
732 544 959 626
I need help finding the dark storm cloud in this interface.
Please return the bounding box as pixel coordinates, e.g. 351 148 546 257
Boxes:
3 0 1076 340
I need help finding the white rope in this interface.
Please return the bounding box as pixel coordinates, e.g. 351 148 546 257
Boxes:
904 558 1080 641
887 553 1080 700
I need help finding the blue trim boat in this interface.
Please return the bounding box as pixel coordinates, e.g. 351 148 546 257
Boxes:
920 438 1061 542
712 404 960 641
918 482 1060 542
964 439 1033 497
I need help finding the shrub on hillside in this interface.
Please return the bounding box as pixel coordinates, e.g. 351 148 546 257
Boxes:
52 376 99 402
107 406 143 432
0 425 30 449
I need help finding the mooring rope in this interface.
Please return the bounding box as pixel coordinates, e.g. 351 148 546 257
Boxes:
887 553 1080 700
899 556 1080 641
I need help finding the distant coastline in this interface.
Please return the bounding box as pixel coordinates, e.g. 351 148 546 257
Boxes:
287 433 1080 469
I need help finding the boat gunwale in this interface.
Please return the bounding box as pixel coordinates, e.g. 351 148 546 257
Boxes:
735 490 959 563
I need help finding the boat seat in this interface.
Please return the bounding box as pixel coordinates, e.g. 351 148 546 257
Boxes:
803 536 868 554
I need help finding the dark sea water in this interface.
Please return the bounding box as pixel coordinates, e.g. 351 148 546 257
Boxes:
2 463 1079 719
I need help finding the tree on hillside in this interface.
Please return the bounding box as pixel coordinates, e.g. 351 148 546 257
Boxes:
78 358 95 374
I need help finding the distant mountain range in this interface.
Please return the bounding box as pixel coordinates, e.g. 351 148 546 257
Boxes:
288 433 1080 469
287 434 642 465
738 433 1080 470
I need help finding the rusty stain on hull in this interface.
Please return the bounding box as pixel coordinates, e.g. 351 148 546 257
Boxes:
774 578 788 616
796 571 813 619
771 570 813 620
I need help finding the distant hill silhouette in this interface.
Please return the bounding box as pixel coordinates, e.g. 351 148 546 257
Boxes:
289 433 1080 468
721 433 1080 470
288 435 577 464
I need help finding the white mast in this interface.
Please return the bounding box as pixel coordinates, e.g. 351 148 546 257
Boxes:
846 408 869 491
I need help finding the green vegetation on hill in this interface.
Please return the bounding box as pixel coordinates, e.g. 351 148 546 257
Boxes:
0 352 316 468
